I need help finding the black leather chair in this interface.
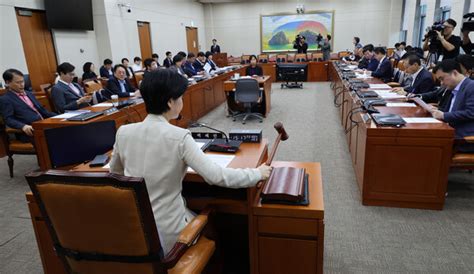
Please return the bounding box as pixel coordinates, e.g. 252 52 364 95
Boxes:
232 79 263 124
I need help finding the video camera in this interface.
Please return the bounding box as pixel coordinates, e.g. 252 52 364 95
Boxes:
462 12 474 32
295 34 301 44
423 21 444 53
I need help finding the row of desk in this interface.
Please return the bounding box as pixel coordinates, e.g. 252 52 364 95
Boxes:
27 66 325 273
328 62 454 210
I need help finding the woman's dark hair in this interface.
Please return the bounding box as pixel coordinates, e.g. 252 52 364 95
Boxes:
57 62 75 75
2 68 23 82
113 64 126 73
205 51 213 58
103 59 113 65
249 55 257 62
173 54 185 64
121 58 129 63
140 69 188 115
433 59 462 74
83 62 93 73
354 37 360 44
144 58 155 69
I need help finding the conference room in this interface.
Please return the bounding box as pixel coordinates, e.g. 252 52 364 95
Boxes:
1 0 473 273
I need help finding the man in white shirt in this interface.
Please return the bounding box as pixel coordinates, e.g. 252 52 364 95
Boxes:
131 56 142 72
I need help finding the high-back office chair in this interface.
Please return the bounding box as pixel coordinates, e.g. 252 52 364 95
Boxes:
312 53 323 61
276 54 287 63
135 72 145 87
258 54 269 63
295 54 308 62
241 55 251 64
338 51 351 59
25 170 216 274
287 54 295 62
40 83 56 112
0 115 36 178
232 79 263 124
83 80 103 94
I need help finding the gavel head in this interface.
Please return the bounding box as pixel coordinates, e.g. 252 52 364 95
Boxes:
274 122 289 141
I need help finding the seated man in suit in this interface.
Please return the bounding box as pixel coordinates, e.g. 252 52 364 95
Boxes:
205 51 219 72
51 62 92 113
245 55 263 76
430 59 474 152
193 52 206 72
131 57 142 72
99 59 113 78
183 53 203 78
0 69 56 143
121 58 135 79
163 51 173 68
106 64 139 98
169 54 187 77
143 58 159 77
371 47 393 82
394 54 435 95
358 44 379 71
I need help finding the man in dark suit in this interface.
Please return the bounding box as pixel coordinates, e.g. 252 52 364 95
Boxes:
395 54 435 95
0 69 56 142
51 62 92 113
163 51 173 68
121 58 135 79
430 59 474 152
99 59 113 78
106 64 138 98
359 44 379 71
169 55 187 77
210 39 221 53
193 52 206 72
371 47 393 82
183 53 203 77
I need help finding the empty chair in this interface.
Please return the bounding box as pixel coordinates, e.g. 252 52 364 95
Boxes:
83 79 103 94
25 170 216 274
312 52 323 61
276 54 287 63
232 78 263 124
241 55 250 64
295 53 308 62
258 54 269 63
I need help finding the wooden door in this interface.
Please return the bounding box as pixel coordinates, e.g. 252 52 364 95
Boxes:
137 21 152 60
16 9 58 91
186 27 199 55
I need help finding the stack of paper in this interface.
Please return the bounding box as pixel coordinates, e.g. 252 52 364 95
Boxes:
187 154 235 172
379 93 406 99
402 117 442 123
369 84 391 89
386 102 417 107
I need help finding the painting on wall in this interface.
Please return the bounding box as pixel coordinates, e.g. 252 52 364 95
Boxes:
261 11 334 52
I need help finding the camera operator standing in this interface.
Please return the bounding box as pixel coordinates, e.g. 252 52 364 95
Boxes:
293 35 308 53
423 18 461 61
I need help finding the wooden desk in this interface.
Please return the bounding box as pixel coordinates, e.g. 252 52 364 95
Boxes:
252 161 324 274
32 67 247 171
330 62 454 210
223 75 272 117
259 61 330 83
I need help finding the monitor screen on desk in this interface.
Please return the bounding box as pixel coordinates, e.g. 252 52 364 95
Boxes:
276 63 308 82
44 120 116 168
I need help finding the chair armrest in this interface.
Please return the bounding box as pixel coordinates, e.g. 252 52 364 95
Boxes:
6 128 23 134
161 208 212 268
454 136 474 145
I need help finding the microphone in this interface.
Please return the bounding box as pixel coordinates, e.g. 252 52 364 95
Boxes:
188 122 242 153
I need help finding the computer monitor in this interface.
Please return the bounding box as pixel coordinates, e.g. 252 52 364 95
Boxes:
44 120 116 168
276 63 308 82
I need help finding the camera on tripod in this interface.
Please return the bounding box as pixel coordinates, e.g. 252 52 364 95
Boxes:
424 22 445 41
461 12 474 32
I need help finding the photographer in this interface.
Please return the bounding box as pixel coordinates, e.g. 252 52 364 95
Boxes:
293 35 308 53
462 30 473 55
422 18 461 60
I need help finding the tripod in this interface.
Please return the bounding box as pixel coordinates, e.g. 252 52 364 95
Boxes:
425 50 439 67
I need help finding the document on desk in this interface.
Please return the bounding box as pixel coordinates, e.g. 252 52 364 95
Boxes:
102 163 110 169
53 110 91 119
92 102 113 108
379 93 406 99
369 84 391 89
187 154 235 173
372 89 392 95
386 102 417 107
355 73 372 79
402 117 442 123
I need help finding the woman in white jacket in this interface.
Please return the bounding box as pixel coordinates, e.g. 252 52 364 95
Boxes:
109 69 272 255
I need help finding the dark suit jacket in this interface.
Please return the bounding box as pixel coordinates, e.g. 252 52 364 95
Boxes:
51 81 88 113
405 68 435 94
163 58 173 68
106 77 137 98
246 65 263 76
442 78 474 151
420 87 451 110
125 67 135 79
372 57 392 82
99 66 112 78
193 60 205 72
0 90 56 130
82 71 97 81
211 45 221 53
366 57 379 71
207 60 217 71
183 61 198 77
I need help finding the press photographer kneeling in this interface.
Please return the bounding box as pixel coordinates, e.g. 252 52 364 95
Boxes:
422 18 461 61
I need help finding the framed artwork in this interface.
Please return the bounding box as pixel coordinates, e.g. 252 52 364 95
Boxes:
261 11 334 52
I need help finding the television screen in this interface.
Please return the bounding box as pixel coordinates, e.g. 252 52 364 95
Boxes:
44 0 93 30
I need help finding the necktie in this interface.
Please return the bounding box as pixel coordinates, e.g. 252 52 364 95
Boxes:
19 93 43 119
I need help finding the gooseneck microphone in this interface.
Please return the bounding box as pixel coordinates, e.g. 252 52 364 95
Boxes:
188 121 242 153
189 122 230 142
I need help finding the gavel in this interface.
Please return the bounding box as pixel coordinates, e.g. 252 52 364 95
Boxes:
257 122 289 188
